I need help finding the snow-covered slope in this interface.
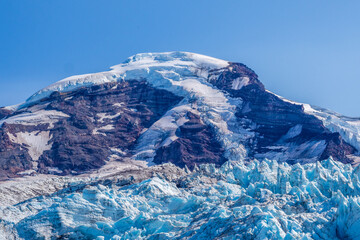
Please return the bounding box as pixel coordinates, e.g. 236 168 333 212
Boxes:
273 91 360 153
24 52 229 106
304 105 360 152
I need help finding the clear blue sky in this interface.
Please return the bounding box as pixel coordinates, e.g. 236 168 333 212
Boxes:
1 1 359 116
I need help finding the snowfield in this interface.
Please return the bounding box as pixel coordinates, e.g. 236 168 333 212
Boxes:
24 52 229 106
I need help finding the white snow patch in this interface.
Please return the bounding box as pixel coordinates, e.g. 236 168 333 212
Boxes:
231 77 250 90
265 146 287 150
92 125 115 136
47 167 63 174
7 131 53 169
113 103 124 108
133 104 193 162
282 124 303 140
17 169 36 176
0 110 69 128
266 90 303 106
2 103 22 112
111 148 127 156
96 112 122 123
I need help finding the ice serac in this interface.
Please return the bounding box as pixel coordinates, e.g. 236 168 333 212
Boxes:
0 51 358 179
2 158 360 239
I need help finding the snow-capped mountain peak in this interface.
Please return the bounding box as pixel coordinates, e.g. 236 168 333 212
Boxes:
25 52 229 106
0 52 358 180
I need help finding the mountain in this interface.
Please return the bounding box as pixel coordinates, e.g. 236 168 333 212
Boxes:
0 52 360 239
0 52 358 180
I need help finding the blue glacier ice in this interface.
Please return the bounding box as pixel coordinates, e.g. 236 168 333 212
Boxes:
2 158 360 239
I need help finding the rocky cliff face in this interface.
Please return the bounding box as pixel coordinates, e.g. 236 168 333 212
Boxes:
210 63 356 164
0 81 183 179
153 112 226 169
0 52 358 180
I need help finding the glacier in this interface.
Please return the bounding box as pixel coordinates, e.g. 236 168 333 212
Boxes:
0 51 359 239
2 158 360 239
